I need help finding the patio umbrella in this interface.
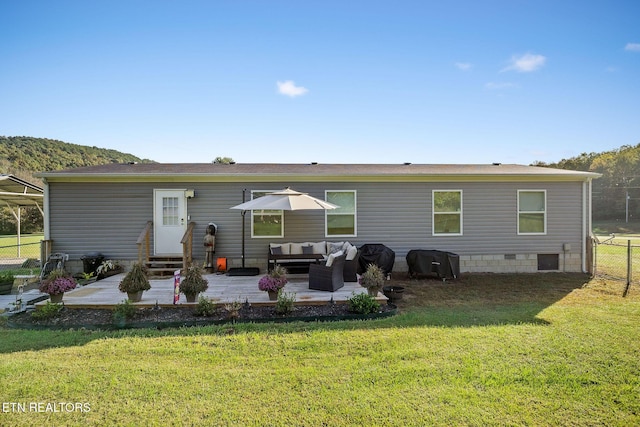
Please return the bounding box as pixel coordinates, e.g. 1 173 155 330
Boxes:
227 188 339 276
229 188 339 211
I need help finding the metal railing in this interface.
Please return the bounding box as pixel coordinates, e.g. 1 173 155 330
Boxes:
594 238 638 297
0 242 42 270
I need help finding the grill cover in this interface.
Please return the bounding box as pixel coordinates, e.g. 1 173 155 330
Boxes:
406 249 460 279
358 244 395 276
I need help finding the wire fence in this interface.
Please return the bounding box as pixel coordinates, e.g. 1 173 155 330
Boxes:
593 239 638 297
0 242 42 271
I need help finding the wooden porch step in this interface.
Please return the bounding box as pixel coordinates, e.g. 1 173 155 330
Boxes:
145 256 184 278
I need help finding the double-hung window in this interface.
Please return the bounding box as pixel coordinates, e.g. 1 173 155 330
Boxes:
518 190 546 234
325 190 356 237
251 190 284 238
433 190 462 235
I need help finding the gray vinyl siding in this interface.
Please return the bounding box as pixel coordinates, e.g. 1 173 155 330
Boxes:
46 180 585 268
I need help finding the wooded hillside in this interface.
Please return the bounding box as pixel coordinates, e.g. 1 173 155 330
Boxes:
0 136 153 184
1 136 154 234
535 143 640 221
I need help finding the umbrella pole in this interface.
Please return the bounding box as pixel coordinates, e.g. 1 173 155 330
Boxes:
227 189 259 276
241 210 246 268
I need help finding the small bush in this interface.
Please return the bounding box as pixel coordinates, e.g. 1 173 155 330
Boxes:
113 299 137 322
348 292 380 314
194 296 217 317
224 300 242 319
31 302 64 320
275 290 296 315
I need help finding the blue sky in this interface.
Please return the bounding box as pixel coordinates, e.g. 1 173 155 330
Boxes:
1 1 639 165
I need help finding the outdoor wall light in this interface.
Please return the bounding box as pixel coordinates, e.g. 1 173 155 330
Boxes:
185 189 195 199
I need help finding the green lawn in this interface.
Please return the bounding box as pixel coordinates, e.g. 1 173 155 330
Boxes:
0 274 638 426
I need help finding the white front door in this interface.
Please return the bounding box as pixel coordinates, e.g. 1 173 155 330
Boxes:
154 189 187 255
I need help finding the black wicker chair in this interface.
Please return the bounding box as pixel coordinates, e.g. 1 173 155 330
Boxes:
308 254 346 292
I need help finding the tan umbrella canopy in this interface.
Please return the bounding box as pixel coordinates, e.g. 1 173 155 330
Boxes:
230 188 338 211
227 188 338 276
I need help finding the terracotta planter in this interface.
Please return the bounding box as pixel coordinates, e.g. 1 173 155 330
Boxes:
127 291 143 302
367 287 380 297
50 293 64 303
267 290 278 301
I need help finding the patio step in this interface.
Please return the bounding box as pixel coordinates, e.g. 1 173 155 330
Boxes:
145 256 184 278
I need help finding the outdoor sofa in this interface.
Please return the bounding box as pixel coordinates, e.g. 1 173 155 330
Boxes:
268 241 359 281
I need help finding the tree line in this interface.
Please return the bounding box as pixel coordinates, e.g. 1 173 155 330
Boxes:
534 143 640 221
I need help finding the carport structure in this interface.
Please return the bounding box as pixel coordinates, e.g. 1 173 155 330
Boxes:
0 174 44 256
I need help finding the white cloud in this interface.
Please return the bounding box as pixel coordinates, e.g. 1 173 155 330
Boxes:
455 62 472 71
501 53 546 72
625 43 640 52
277 80 309 97
485 82 517 90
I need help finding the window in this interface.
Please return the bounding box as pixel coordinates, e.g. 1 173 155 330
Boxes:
162 197 180 226
325 190 356 237
251 191 284 238
433 190 462 235
518 190 546 234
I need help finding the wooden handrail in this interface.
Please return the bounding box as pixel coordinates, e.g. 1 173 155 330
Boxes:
181 222 196 270
136 221 153 265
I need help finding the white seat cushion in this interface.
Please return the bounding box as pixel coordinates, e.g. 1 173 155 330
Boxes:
325 250 344 267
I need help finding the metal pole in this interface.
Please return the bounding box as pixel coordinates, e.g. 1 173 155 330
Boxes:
624 239 632 297
626 191 630 223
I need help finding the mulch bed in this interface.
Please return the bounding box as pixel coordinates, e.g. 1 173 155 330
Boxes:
7 302 397 330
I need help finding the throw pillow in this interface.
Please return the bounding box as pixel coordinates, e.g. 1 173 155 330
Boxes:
328 242 344 255
326 250 344 267
302 245 314 254
346 245 358 260
270 245 283 255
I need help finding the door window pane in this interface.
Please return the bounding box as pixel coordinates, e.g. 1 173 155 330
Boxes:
162 197 179 226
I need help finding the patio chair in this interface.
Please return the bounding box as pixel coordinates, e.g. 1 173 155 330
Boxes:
39 252 69 281
309 253 346 292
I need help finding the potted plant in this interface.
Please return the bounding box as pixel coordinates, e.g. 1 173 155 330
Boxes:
39 268 77 303
118 263 151 302
258 265 288 300
96 259 123 279
180 264 209 303
0 271 15 295
359 263 385 296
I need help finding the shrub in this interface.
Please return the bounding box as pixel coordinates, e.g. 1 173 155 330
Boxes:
359 263 385 290
194 296 217 317
224 300 242 319
348 292 380 314
275 291 296 315
118 263 151 293
180 264 209 296
113 299 137 322
31 301 64 320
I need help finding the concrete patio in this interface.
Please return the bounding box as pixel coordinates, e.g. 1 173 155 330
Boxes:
26 272 387 310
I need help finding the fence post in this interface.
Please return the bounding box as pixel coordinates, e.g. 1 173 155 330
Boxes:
624 240 632 297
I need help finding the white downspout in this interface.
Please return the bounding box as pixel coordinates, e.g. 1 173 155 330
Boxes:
43 178 50 240
582 178 592 273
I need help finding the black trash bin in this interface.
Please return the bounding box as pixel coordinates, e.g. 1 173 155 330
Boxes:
358 244 395 276
81 252 104 275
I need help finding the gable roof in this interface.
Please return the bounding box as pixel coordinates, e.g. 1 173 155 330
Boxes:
37 162 600 183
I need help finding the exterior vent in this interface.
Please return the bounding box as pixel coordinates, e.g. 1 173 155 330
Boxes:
492 162 502 166
404 162 412 165
311 162 318 165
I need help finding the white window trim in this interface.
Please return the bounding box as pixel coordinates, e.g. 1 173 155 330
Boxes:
517 189 547 235
432 190 463 236
250 190 284 238
325 190 357 238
